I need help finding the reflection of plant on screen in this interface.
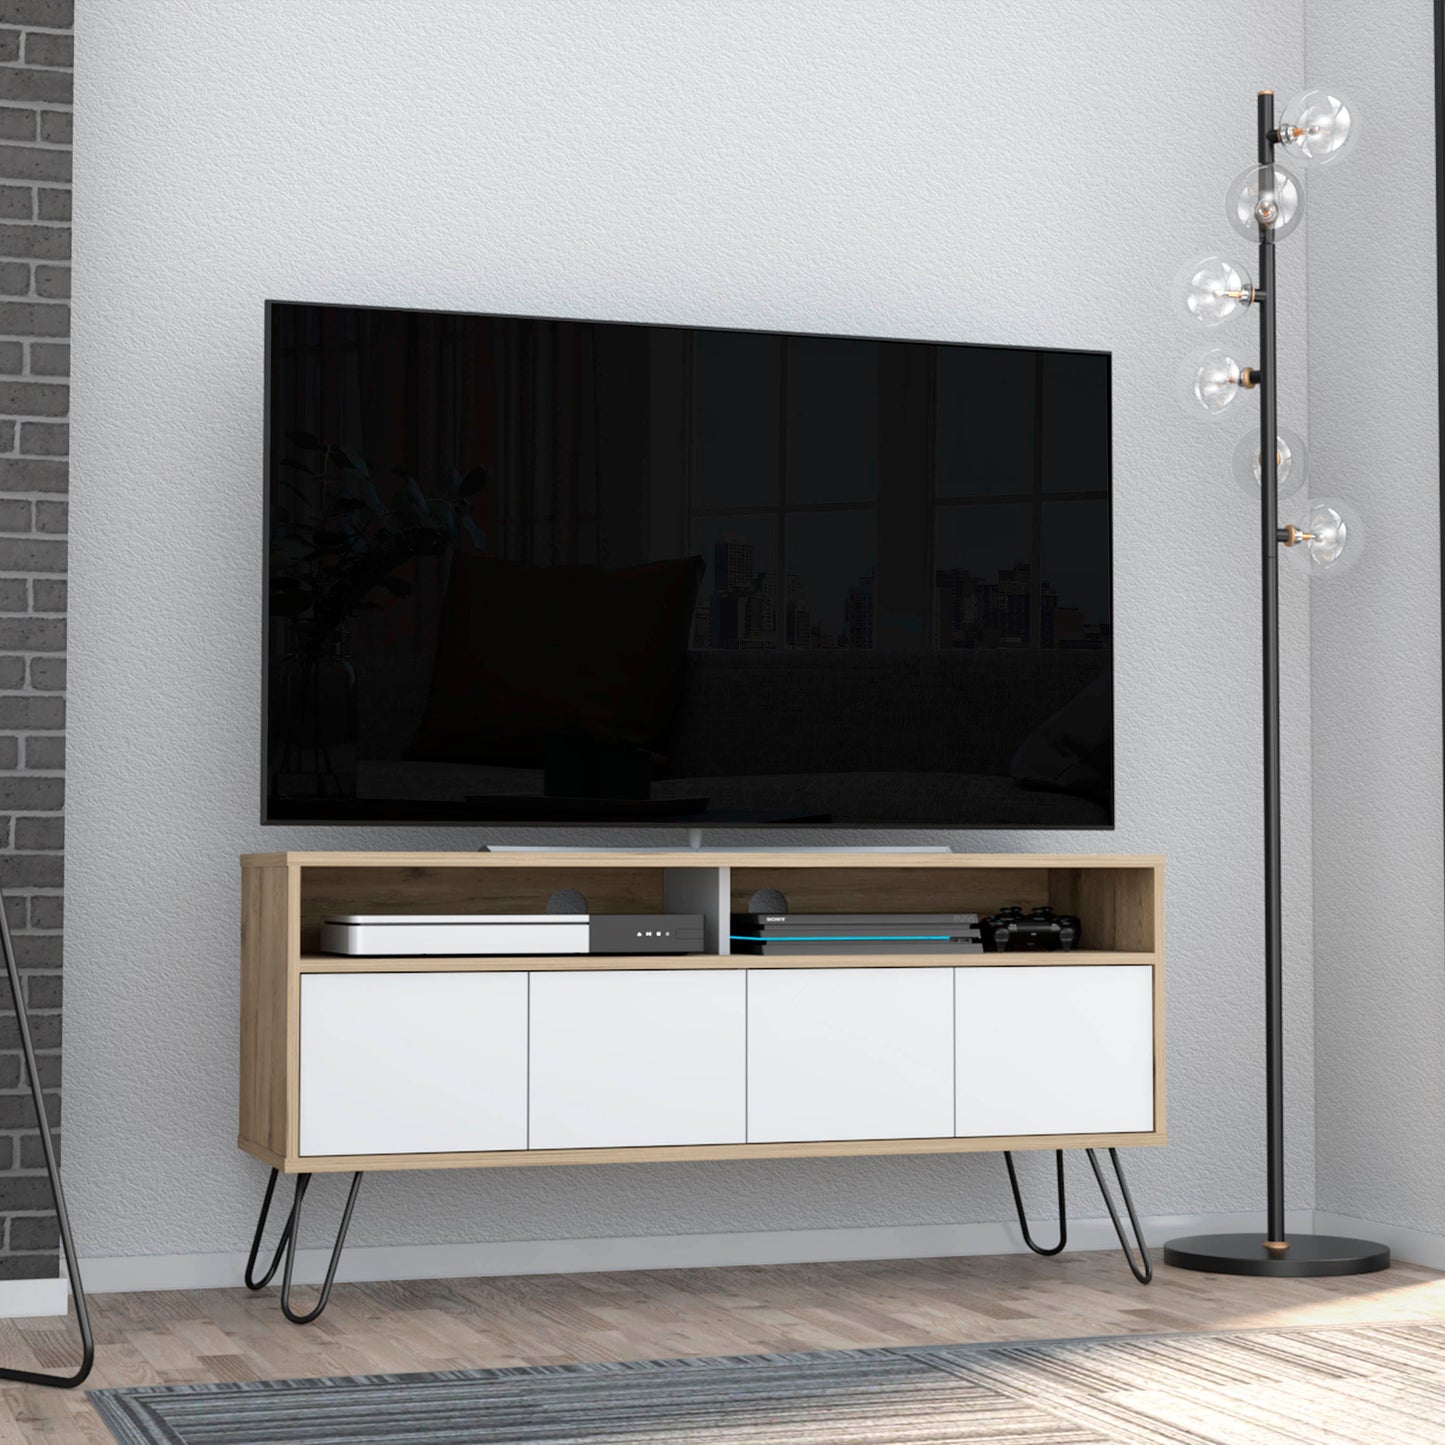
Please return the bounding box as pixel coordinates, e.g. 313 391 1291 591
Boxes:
269 430 488 642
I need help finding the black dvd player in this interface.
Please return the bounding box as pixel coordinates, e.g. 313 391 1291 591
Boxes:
591 914 705 954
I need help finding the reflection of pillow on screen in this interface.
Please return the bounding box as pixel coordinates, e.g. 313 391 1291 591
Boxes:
407 553 705 767
1009 672 1112 803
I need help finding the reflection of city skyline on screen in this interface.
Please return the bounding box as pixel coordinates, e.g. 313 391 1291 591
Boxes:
690 527 1110 652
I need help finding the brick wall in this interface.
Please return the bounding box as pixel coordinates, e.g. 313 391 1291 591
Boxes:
0 0 69 1286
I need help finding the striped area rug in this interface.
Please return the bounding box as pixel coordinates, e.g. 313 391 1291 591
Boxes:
90 1320 1445 1444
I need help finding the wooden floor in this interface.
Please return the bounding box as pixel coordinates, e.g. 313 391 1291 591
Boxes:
2 1251 1444 1442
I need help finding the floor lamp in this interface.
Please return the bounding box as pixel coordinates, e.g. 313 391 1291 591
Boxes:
1165 88 1389 1276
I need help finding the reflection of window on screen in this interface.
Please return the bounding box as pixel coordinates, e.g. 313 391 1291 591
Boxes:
933 349 1109 649
688 332 878 650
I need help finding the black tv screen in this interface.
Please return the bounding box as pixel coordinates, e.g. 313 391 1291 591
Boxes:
263 302 1112 827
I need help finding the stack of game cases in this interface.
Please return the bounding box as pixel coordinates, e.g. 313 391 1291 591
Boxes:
729 912 982 956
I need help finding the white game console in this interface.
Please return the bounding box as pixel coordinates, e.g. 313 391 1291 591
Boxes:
319 914 590 957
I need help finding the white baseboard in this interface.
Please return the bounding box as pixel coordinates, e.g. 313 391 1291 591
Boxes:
0 1275 67 1318
1314 1211 1445 1271
6 1209 1432 1320
71 1208 1314 1300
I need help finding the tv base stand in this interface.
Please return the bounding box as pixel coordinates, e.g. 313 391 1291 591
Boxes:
239 849 1165 1321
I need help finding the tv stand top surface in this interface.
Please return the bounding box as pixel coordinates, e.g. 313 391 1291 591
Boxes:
242 850 1162 870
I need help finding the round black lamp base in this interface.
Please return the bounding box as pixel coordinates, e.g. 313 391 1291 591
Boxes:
1164 1232 1390 1278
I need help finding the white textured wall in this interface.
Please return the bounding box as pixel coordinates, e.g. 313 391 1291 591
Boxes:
1305 0 1445 1237
67 0 1313 1263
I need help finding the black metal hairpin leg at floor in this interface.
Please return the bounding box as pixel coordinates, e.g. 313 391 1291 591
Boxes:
1001 1148 1152 1284
1003 1150 1067 1256
249 1173 361 1323
243 1167 294 1291
1086 1147 1153 1284
0 894 93 1387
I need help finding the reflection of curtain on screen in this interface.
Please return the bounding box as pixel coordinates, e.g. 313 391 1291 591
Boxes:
492 320 598 566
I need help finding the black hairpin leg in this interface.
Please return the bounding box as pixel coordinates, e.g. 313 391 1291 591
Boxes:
273 1171 364 1324
0 895 93 1387
1003 1150 1067 1256
244 1167 294 1291
1086 1147 1153 1284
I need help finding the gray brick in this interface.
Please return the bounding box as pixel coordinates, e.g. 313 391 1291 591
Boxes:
29 577 61 610
0 1054 17 1089
0 578 26 611
0 418 12 450
0 854 61 888
0 459 66 492
37 109 68 145
0 107 35 142
23 735 61 769
0 616 62 648
0 1104 58 1142
10 934 60 967
13 817 60 850
32 498 62 534
0 793 59 829
26 894 59 927
0 341 22 373
0 894 20 930
23 973 60 1009
0 299 65 333
0 538 63 573
0 219 66 255
0 260 29 294
0 498 29 530
0 70 70 107
0 1013 59 1050
0 1 73 23
22 1051 62 1092
0 701 63 734
0 184 29 219
0 381 64 414
28 339 65 372
32 264 64 299
18 420 63 454
27 655 63 688
18 1130 57 1170
8 1217 57 1253
0 29 16 63
0 736 15 768
33 187 64 222
0 1249 60 1281
0 657 22 688
23 32 70 68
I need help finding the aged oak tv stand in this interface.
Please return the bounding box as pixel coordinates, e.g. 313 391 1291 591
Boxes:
240 850 1165 1320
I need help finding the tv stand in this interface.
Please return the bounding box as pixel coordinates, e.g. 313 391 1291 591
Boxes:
239 849 1165 1319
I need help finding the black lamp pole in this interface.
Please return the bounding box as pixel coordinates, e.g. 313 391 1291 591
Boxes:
1163 91 1389 1278
1257 88 1287 1259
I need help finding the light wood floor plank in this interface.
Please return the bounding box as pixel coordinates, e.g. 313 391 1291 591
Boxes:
0 1252 1442 1442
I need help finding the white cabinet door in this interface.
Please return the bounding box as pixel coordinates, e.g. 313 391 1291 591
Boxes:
299 972 528 1157
529 970 746 1149
747 968 955 1143
955 966 1154 1138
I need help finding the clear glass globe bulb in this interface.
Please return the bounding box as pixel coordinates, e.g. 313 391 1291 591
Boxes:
1286 498 1362 574
1305 502 1348 566
1225 163 1303 242
1176 255 1254 326
1232 426 1309 498
1176 348 1244 415
1279 89 1356 166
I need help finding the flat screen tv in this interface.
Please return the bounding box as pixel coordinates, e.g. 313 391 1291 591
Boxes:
263 302 1112 827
